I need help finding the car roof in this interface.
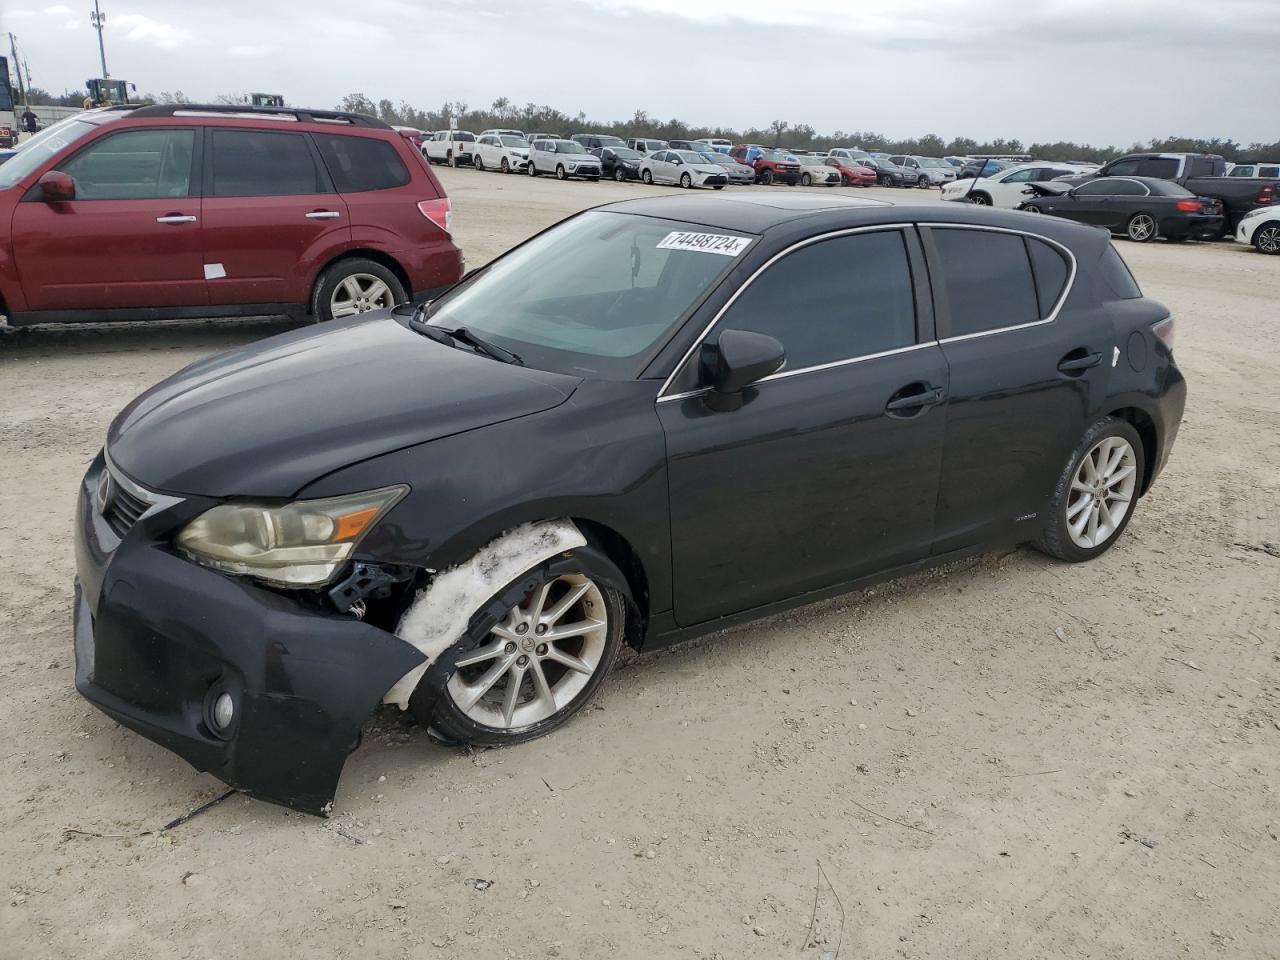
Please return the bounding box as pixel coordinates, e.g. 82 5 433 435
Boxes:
595 194 1110 249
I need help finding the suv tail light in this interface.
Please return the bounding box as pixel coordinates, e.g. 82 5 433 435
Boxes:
1257 184 1276 204
1175 200 1201 212
1151 317 1175 349
417 198 452 234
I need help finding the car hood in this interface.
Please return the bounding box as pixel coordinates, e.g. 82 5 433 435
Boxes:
691 164 724 175
106 313 581 498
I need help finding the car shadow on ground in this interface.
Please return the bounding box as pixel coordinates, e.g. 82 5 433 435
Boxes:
0 315 305 360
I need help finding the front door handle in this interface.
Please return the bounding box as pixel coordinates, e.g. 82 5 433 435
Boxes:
1058 350 1103 374
885 383 945 416
156 214 197 224
305 210 341 220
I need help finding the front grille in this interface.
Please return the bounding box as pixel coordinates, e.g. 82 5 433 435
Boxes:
104 484 149 538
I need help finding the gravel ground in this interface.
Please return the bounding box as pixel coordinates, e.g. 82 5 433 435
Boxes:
2 169 1278 960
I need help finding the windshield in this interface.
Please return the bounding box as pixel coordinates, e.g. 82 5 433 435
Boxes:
918 157 950 168
798 155 825 165
500 136 528 147
675 150 709 164
702 152 730 164
0 116 101 190
553 140 586 154
596 136 626 147
762 150 792 161
422 211 751 378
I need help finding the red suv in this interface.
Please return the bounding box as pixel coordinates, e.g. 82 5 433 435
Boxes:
728 144 801 186
0 104 463 327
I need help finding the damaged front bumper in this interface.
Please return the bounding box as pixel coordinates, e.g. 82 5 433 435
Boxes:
72 454 425 815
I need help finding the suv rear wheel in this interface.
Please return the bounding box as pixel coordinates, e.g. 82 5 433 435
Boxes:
312 258 406 323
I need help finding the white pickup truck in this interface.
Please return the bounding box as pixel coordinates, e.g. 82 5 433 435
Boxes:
422 130 477 167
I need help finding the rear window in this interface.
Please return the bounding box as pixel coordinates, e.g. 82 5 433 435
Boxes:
932 228 1039 337
1261 165 1279 178
1098 246 1143 300
453 132 475 142
315 134 410 192
210 129 326 197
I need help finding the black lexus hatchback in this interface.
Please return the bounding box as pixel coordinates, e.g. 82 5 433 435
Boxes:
74 193 1186 814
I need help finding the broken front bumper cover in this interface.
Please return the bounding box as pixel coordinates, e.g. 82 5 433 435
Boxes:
73 466 425 815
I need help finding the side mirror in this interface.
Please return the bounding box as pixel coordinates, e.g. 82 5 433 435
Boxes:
38 170 76 202
701 329 786 411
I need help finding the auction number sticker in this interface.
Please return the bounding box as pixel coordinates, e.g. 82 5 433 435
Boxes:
657 231 752 257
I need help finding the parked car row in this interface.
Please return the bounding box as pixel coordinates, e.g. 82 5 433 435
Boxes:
942 151 1280 253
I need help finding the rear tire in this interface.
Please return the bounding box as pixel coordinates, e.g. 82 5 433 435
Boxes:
1036 417 1145 563
413 543 630 747
311 258 406 324
1126 213 1157 243
528 162 538 177
474 154 484 171
642 169 653 185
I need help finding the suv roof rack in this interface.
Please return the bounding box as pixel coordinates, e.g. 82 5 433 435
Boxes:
125 103 391 129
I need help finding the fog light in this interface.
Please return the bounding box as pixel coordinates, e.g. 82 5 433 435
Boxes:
212 692 235 730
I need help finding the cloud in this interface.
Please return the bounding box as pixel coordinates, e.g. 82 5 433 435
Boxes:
112 13 191 49
227 44 277 58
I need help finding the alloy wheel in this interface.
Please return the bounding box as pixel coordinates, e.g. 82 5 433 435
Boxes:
330 273 395 319
445 574 609 729
615 167 626 182
681 173 692 188
642 169 653 184
1127 214 1156 242
556 165 567 180
1066 436 1138 549
1256 225 1280 254
501 158 510 174
969 192 991 205
474 155 484 171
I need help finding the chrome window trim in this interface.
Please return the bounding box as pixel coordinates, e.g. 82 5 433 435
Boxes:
103 449 185 521
920 222 1078 343
656 224 916 402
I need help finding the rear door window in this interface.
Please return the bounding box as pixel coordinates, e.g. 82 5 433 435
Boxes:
1106 158 1142 176
209 129 327 197
314 134 410 192
58 128 196 199
1138 157 1180 178
717 230 918 369
931 228 1040 337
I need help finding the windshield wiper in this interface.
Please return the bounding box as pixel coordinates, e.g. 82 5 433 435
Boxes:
411 314 522 365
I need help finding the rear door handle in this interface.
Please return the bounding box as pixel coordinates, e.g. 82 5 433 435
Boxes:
156 214 197 224
885 383 945 415
1058 351 1103 374
305 211 341 220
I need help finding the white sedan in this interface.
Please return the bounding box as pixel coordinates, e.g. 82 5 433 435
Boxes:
942 162 1097 208
1236 205 1280 254
473 133 530 174
638 149 729 189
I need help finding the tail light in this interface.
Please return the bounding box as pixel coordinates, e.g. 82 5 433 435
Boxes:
1258 184 1276 204
1175 200 1201 212
1151 316 1175 349
417 198 452 234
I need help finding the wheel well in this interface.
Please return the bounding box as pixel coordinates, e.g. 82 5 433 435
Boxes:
309 250 412 315
1109 407 1158 495
572 518 649 650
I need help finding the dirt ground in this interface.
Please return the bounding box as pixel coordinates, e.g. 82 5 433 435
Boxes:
2 169 1278 960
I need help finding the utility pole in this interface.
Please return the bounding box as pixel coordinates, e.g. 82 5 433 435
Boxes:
89 0 109 79
8 33 27 108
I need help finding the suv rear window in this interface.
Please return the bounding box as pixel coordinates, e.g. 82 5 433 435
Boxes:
315 134 410 192
210 129 327 197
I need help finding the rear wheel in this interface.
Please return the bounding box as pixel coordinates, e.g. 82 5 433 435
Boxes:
528 161 538 177
414 545 629 747
1126 213 1157 242
1036 417 1145 562
1253 222 1280 254
474 154 484 171
642 169 653 185
312 258 406 323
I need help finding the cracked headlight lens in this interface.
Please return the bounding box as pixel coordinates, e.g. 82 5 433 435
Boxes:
176 486 407 586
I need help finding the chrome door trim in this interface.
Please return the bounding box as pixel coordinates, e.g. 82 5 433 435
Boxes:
155 214 198 224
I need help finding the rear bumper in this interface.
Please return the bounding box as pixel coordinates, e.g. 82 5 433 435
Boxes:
1160 214 1224 240
73 456 425 815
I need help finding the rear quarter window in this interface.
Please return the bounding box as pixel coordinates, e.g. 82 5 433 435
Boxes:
1098 245 1143 300
1027 238 1070 317
315 134 410 192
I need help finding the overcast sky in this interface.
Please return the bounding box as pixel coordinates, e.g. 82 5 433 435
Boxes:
5 0 1279 145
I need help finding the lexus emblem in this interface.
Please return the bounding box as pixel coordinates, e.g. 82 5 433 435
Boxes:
96 471 115 515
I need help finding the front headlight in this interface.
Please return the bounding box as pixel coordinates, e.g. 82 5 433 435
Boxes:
176 485 407 586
